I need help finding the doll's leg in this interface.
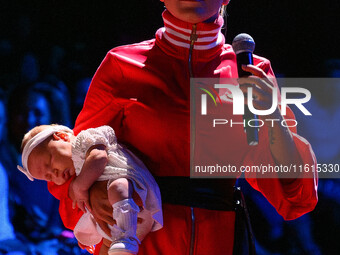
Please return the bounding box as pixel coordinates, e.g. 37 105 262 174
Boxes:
108 178 133 204
107 178 140 255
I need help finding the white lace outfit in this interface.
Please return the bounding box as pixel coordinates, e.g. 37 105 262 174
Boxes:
72 126 162 246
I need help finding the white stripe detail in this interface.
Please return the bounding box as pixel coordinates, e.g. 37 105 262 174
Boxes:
163 30 190 49
162 29 223 51
164 17 221 35
196 27 221 35
193 32 223 50
165 27 219 43
197 34 219 43
163 18 192 34
165 27 190 41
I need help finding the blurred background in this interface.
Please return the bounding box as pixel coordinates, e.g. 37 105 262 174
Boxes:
0 0 339 254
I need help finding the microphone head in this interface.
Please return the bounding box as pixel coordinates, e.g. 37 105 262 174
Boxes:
232 33 255 54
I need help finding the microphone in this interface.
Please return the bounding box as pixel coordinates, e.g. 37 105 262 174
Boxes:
232 33 259 146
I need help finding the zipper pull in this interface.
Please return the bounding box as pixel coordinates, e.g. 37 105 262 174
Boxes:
189 24 198 78
190 24 198 46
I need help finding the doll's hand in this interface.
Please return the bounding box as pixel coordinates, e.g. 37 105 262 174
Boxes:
71 179 92 213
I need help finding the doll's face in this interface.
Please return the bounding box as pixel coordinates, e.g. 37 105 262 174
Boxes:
160 0 229 24
28 132 75 185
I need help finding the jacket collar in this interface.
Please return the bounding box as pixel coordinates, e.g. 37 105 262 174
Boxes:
155 10 225 61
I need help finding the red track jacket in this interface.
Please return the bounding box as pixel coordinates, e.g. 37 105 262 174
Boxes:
48 10 318 255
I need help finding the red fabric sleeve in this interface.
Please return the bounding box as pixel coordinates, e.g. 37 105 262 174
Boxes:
47 176 83 230
244 58 318 220
73 51 125 136
244 133 318 220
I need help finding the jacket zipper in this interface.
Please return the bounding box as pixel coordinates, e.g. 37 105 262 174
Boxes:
188 24 197 77
189 24 197 255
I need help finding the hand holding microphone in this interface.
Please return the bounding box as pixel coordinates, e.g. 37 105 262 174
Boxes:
232 33 278 146
232 33 259 145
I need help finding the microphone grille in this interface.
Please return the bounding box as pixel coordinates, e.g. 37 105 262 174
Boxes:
232 33 255 54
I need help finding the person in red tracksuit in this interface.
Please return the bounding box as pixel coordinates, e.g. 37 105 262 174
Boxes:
48 0 318 254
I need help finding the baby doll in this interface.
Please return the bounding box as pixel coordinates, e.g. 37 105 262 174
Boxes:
18 124 163 254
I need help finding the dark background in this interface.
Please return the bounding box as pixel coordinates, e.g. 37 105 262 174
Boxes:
1 0 339 79
0 1 339 254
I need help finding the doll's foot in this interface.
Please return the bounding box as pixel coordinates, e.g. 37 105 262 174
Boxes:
108 237 139 255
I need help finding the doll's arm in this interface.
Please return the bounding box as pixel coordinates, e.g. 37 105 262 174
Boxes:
71 144 108 212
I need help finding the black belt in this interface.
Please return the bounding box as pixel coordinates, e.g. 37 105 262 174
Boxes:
154 176 256 255
155 176 236 211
